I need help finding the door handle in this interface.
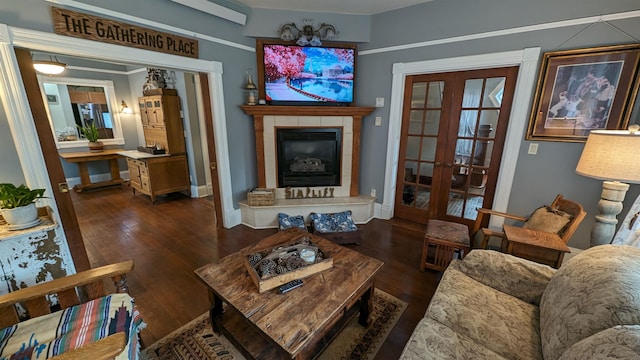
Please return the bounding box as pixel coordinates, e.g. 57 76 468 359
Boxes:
445 163 453 167
435 162 441 167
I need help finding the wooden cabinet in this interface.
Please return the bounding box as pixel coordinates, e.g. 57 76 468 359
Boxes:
126 155 190 204
138 94 185 154
68 90 107 104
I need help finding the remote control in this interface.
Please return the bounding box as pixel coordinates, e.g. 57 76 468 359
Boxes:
277 279 303 294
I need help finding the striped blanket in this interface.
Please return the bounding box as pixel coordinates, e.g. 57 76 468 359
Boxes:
0 293 145 359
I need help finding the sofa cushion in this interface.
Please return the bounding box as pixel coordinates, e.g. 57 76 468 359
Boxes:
557 325 640 360
400 317 508 360
0 293 144 359
523 206 572 234
540 245 640 360
455 250 556 305
427 263 543 360
309 210 358 233
277 213 307 231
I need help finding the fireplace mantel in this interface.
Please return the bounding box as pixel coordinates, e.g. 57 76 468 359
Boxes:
241 106 375 196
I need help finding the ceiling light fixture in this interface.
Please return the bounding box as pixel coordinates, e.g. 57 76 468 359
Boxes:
278 18 338 47
33 57 67 75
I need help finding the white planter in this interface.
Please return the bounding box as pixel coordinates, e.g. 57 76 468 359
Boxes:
1 203 38 226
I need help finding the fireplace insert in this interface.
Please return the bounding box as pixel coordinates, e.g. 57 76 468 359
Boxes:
277 128 342 187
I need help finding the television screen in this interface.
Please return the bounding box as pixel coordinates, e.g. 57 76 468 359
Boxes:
259 41 356 105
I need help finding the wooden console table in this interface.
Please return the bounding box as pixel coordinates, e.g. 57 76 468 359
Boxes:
59 149 126 192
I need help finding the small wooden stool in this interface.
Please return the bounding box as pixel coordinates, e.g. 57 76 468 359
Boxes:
420 219 471 271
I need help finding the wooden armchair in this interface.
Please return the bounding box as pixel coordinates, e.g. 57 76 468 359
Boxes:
471 194 586 266
0 261 142 360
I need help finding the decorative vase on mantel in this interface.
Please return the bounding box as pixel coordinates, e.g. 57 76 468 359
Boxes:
88 141 104 151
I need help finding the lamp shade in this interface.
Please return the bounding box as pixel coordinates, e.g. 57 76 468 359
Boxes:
576 129 640 183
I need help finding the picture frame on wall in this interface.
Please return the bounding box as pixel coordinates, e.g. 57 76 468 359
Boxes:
526 44 640 142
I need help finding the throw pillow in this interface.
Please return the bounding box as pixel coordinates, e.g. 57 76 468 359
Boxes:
278 213 307 231
309 210 358 233
523 206 572 235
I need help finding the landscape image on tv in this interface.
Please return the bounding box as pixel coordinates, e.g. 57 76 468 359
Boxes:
263 45 355 103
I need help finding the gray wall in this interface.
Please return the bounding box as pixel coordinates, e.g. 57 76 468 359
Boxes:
356 0 640 249
1 0 640 249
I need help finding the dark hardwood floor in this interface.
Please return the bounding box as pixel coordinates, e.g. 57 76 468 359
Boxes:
71 185 441 359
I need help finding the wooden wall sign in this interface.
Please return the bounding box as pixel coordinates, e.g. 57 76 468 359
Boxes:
51 7 199 59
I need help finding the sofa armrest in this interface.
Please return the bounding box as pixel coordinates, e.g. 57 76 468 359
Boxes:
450 249 556 305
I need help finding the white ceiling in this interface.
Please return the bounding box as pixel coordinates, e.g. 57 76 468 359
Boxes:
234 0 433 15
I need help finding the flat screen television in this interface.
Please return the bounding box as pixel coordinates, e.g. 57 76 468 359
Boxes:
256 39 357 106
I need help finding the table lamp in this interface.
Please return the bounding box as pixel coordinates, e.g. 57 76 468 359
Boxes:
575 125 640 247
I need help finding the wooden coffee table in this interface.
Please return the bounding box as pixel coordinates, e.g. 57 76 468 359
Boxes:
195 228 384 360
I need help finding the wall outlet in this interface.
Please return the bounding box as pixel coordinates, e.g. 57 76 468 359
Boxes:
375 116 382 126
375 97 384 107
528 143 539 155
370 188 376 197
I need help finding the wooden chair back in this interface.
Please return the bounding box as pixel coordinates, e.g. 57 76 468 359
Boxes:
0 261 133 329
549 194 587 243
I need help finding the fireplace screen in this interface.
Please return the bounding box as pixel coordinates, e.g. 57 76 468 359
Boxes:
277 128 342 187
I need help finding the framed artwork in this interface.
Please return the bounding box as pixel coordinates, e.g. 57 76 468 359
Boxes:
526 44 640 142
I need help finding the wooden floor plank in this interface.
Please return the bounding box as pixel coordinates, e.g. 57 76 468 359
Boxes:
71 186 440 359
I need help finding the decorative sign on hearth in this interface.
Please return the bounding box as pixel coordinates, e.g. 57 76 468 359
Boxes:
285 187 335 199
50 7 199 59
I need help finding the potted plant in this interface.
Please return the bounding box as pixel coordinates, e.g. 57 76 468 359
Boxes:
77 123 103 150
0 183 46 227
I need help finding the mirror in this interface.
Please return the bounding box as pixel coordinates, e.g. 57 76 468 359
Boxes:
38 76 125 149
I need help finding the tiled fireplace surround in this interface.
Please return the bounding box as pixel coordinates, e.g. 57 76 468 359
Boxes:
240 106 375 229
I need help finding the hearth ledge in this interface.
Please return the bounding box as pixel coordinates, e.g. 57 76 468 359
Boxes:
239 196 375 229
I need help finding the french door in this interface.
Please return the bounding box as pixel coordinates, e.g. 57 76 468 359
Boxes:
394 67 519 228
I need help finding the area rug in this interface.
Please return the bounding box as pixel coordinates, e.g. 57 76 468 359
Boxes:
141 289 407 360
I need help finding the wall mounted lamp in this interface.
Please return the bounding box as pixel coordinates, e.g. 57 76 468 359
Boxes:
33 57 67 75
278 18 337 46
121 100 133 114
576 124 640 247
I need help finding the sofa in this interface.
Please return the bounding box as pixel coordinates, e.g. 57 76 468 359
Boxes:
400 245 640 359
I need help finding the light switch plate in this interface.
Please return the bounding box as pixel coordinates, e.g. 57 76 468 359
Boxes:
375 116 382 126
375 97 384 107
528 143 539 155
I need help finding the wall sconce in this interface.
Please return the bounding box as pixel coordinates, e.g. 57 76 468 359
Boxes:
278 18 338 46
121 100 133 114
33 56 67 75
244 69 257 106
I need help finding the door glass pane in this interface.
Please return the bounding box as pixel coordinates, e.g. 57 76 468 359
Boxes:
420 137 437 161
474 140 494 167
402 184 416 206
464 195 483 220
483 77 506 107
470 168 487 189
462 79 483 108
451 164 469 190
418 162 434 185
426 81 444 107
406 136 420 159
415 187 430 209
455 138 473 166
446 193 463 217
411 82 427 107
424 110 440 135
404 161 418 182
409 110 424 134
479 110 498 138
458 110 478 137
